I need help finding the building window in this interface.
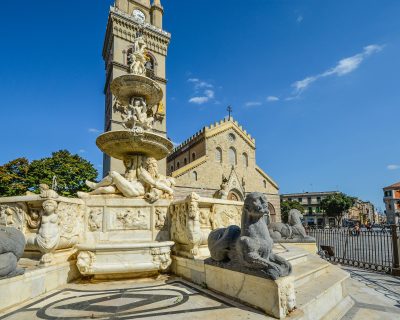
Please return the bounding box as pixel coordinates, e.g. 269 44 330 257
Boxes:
242 152 248 167
298 198 302 203
228 133 236 142
192 171 198 181
170 165 174 172
263 180 267 188
307 197 312 205
215 147 222 163
229 147 237 165
184 158 187 166
317 197 321 203
177 162 180 169
192 152 196 161
308 207 313 214
288 198 292 201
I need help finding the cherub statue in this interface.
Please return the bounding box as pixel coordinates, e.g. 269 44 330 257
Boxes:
130 97 154 129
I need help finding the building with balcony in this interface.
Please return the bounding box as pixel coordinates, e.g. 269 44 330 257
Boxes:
281 191 339 226
383 182 400 224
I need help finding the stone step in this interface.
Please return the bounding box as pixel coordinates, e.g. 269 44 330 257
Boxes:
295 265 350 320
275 245 310 266
292 255 331 287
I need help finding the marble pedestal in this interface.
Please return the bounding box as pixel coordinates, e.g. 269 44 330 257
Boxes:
76 196 174 278
172 244 353 319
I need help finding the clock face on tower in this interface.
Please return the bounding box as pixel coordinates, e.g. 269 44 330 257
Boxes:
132 9 145 23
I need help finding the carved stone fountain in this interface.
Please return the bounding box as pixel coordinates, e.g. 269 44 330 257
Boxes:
73 32 175 278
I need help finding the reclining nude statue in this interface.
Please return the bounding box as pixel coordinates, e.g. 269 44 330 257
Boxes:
269 209 315 242
78 157 175 201
208 193 292 280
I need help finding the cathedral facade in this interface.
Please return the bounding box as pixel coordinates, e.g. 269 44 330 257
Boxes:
167 118 282 222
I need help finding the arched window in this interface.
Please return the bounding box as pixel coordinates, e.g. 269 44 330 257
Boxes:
229 147 237 165
192 152 196 161
144 52 157 79
192 171 198 181
215 147 222 163
184 158 187 166
242 152 248 167
263 180 267 188
170 165 174 172
268 203 277 223
177 162 180 169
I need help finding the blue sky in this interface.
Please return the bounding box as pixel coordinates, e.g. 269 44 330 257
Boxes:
0 0 399 211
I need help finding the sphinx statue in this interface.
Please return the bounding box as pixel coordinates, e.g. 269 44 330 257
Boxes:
0 226 26 278
208 193 292 280
269 209 315 242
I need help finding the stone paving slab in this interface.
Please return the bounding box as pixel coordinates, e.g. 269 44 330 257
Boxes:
1 268 400 320
341 266 400 320
0 277 268 320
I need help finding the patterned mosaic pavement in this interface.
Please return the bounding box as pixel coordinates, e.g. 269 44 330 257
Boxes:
0 278 266 320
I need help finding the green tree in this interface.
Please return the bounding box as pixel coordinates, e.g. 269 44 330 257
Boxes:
27 150 98 197
0 158 30 196
320 193 356 226
0 150 98 198
280 200 305 223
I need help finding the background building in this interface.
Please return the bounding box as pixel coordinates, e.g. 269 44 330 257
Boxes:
346 199 375 224
167 117 282 222
281 191 338 226
102 0 171 175
383 182 400 224
281 191 375 226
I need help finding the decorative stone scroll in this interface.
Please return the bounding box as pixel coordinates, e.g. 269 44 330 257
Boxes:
170 193 243 258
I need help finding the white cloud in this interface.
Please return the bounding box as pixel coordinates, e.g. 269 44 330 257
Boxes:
188 77 216 105
204 89 215 98
187 78 213 89
88 128 101 134
387 164 400 170
291 44 384 96
245 101 262 107
189 96 209 104
267 96 280 102
297 15 303 23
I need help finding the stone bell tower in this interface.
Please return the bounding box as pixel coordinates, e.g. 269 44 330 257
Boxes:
102 0 171 175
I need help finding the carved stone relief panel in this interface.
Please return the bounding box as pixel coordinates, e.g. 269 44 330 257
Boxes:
57 202 85 243
155 207 168 231
199 208 211 227
0 203 27 231
88 207 103 232
210 204 241 229
109 207 150 230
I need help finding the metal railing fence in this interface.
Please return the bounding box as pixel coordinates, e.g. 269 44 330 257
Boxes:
308 226 400 274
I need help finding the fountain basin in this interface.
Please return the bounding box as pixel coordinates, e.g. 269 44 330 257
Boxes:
111 74 163 106
96 130 173 161
76 241 174 278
